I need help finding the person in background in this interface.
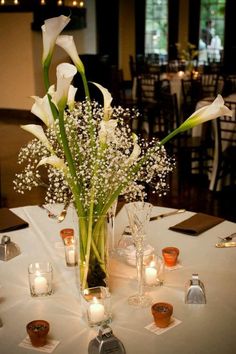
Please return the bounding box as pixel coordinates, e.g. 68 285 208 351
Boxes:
201 20 213 46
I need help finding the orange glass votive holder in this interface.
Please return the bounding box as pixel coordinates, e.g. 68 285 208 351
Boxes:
162 247 179 267
151 302 173 328
60 228 74 245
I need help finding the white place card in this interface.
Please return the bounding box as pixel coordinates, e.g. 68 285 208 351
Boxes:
145 317 182 335
165 263 183 271
19 336 60 353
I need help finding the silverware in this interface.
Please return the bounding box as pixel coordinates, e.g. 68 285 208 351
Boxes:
123 209 186 235
216 241 236 248
39 205 57 219
150 208 186 221
57 200 70 223
218 232 236 243
39 200 70 222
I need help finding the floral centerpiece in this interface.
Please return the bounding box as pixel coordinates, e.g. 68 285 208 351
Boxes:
14 15 232 290
176 42 199 73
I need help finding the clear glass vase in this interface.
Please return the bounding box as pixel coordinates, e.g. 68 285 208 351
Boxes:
78 214 109 291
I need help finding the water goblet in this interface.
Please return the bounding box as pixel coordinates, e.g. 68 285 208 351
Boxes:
125 201 153 307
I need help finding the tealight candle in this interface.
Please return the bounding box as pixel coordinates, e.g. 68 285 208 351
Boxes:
145 266 157 285
34 272 48 294
89 297 105 323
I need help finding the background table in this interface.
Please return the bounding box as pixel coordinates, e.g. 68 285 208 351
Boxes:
0 204 236 354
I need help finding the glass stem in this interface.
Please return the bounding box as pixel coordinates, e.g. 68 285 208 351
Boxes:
136 243 144 297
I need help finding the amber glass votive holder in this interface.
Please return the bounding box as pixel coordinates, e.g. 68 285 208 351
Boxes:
162 247 179 267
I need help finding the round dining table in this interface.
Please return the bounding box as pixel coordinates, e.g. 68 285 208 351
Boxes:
0 204 236 354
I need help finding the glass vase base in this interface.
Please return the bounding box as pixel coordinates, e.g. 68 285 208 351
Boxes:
128 294 152 308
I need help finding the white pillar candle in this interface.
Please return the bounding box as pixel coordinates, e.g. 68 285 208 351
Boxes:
68 248 75 264
34 273 48 294
145 267 157 285
89 298 105 323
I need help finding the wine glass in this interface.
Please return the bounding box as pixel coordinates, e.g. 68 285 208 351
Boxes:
125 201 153 307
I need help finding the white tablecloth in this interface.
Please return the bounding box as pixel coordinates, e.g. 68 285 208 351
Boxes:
0 205 236 354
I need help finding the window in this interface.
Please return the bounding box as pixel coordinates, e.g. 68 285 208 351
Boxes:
145 0 168 61
199 0 225 64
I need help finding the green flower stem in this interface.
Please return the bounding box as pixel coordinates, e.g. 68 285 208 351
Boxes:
58 106 84 216
80 72 90 101
43 62 58 121
43 60 51 92
159 126 182 146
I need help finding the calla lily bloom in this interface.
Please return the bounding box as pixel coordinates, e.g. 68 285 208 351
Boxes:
180 94 232 132
42 15 70 65
67 85 78 111
126 133 141 164
99 119 117 144
21 124 52 151
92 82 113 121
160 94 232 145
56 35 85 74
31 94 55 128
126 143 141 165
51 63 77 110
37 156 67 173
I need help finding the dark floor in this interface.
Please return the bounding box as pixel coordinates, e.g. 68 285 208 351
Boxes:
1 109 236 223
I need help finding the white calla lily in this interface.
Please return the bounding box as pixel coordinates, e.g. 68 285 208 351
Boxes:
160 94 233 145
51 63 77 109
31 94 55 128
68 85 78 111
125 134 141 164
99 119 117 144
42 15 70 64
126 143 141 165
21 124 52 151
56 35 85 74
92 82 113 120
37 156 67 172
181 94 232 131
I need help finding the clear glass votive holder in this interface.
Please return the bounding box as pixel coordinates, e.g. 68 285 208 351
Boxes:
28 262 53 297
64 243 78 267
144 255 165 287
81 286 112 327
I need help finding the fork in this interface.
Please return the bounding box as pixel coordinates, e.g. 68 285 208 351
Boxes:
39 205 57 219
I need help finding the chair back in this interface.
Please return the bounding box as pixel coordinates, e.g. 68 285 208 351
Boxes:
156 92 179 139
222 75 236 97
155 79 171 99
137 74 159 104
215 100 236 155
212 100 236 190
200 73 222 97
181 79 203 119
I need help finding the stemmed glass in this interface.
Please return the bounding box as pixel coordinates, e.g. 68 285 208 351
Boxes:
126 201 153 307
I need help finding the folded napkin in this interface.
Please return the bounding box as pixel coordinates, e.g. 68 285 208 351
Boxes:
0 208 29 233
169 212 224 236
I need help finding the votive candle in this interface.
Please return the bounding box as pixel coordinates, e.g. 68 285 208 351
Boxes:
145 266 157 285
89 297 105 323
34 272 48 294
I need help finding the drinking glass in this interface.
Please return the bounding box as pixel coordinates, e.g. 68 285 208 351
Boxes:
125 201 153 307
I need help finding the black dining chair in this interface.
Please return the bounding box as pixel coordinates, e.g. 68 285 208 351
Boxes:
181 78 203 120
212 100 236 192
136 73 160 136
200 73 222 98
221 75 236 97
